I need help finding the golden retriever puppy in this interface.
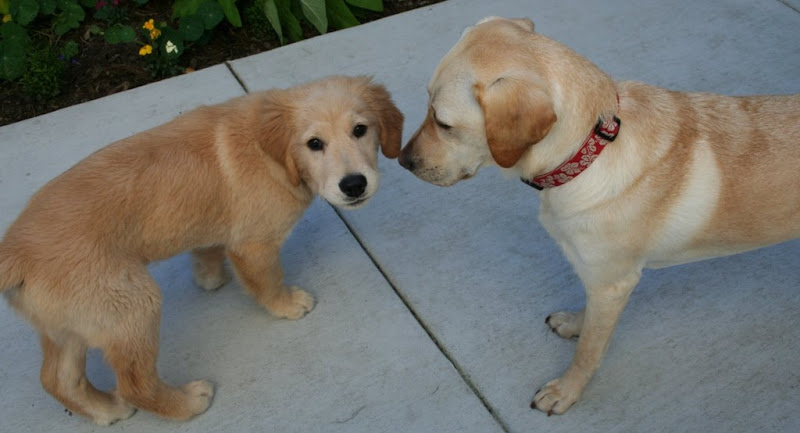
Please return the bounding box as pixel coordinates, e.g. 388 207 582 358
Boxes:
399 17 800 415
0 75 403 425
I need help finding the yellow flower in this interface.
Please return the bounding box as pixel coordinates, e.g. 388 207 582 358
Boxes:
2 14 11 23
139 44 153 56
149 27 161 40
142 19 155 31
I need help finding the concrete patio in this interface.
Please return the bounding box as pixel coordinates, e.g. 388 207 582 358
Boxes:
1 0 798 431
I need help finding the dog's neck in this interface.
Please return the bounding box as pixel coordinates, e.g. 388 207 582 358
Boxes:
521 111 620 190
515 37 620 189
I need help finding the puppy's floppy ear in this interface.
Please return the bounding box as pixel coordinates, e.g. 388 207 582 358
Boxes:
473 77 557 168
364 82 404 159
259 92 301 186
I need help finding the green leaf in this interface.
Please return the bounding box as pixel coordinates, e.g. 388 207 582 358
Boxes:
276 0 301 42
300 0 326 34
60 39 78 60
159 27 184 59
78 0 94 7
52 2 84 35
39 0 56 15
345 0 382 12
10 0 39 26
103 23 135 43
0 39 25 80
326 0 358 30
262 0 282 44
172 0 203 19
179 14 204 41
1 21 30 48
217 0 240 27
55 0 83 10
195 0 223 30
84 23 101 39
132 0 148 5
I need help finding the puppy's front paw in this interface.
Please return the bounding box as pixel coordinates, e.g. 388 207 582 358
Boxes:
180 380 215 417
545 310 583 338
531 377 582 416
266 287 314 320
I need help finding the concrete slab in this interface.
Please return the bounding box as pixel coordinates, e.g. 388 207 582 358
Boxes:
0 65 502 431
230 0 800 432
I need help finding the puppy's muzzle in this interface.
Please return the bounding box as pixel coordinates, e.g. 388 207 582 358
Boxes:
339 174 368 198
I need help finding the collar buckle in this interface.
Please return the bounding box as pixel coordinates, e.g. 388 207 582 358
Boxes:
594 115 621 142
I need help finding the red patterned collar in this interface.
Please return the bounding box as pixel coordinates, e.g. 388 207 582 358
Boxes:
522 114 621 190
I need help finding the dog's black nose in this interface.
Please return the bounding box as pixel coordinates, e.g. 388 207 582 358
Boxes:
398 153 416 171
339 174 367 198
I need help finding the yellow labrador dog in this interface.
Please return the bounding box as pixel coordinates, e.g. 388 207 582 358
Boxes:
0 76 403 425
399 17 800 415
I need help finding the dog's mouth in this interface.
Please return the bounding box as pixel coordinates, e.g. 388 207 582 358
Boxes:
341 196 371 209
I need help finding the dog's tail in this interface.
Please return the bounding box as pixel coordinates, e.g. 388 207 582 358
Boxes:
0 243 24 292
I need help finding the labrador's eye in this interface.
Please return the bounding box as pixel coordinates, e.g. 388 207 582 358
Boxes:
307 138 324 151
353 124 367 138
433 113 452 130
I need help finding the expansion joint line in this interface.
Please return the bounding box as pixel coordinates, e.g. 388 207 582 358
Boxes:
331 205 511 433
225 61 250 94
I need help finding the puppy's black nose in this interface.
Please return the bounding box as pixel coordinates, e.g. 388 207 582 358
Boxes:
339 174 367 198
399 152 416 171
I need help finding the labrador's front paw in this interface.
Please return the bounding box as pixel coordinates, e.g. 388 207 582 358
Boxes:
545 310 583 339
531 377 582 416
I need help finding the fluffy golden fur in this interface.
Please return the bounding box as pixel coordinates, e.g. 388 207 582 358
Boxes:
399 17 800 415
0 75 403 425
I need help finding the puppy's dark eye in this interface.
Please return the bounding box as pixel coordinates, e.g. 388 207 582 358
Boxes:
353 124 367 138
307 138 324 151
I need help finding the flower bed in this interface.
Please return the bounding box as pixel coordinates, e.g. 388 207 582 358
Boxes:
0 0 442 126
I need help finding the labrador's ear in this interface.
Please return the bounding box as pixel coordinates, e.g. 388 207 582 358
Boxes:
259 93 301 187
509 17 535 32
473 77 556 168
364 82 404 159
476 16 535 33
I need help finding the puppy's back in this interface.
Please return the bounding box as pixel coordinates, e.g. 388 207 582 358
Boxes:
2 104 232 267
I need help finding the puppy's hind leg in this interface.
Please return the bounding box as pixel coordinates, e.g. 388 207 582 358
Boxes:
102 269 214 421
192 245 230 291
39 334 135 426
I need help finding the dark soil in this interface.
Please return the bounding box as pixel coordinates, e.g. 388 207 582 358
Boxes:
0 0 443 127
